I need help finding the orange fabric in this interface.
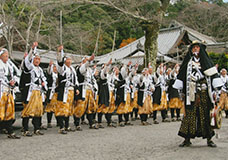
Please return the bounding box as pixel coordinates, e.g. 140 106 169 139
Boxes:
128 92 138 113
74 89 97 117
55 90 74 117
0 92 15 121
108 91 116 114
97 104 109 114
138 95 153 115
22 90 44 117
219 91 228 110
45 93 57 113
169 97 184 109
153 91 167 111
116 93 130 114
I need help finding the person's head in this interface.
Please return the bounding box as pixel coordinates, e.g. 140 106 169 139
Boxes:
65 57 72 67
94 69 99 77
174 64 179 69
115 67 119 76
0 48 9 63
82 57 88 64
33 55 41 66
191 44 200 57
220 68 227 77
148 67 153 74
142 68 148 76
166 68 172 75
53 65 57 73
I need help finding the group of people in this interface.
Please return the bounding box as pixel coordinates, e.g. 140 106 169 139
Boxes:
0 42 184 138
0 41 226 148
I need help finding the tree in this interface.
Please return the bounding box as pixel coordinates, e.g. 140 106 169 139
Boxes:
0 0 43 56
209 52 228 71
119 38 136 48
41 0 170 68
175 2 228 42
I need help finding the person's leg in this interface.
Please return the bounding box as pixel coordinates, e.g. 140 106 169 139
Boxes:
170 108 176 122
118 114 124 127
32 117 44 135
56 116 67 134
47 112 53 127
73 115 83 131
4 120 20 139
22 117 32 137
3 120 13 134
64 116 73 131
161 110 166 120
97 113 104 128
124 113 129 122
161 110 170 122
145 114 148 122
225 110 228 118
170 108 175 119
140 114 144 123
98 113 103 123
176 109 181 120
22 117 29 132
179 137 191 147
207 138 217 147
73 116 80 127
57 116 64 129
87 114 98 129
153 111 159 124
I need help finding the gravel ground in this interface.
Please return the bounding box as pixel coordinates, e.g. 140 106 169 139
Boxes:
0 113 228 160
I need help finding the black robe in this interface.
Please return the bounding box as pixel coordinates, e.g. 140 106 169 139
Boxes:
115 73 126 106
45 71 55 104
19 61 46 104
55 59 78 102
75 66 85 101
137 83 145 107
167 79 179 100
97 74 110 107
174 43 223 139
152 72 162 105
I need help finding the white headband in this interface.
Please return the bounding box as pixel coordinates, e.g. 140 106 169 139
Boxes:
0 48 8 56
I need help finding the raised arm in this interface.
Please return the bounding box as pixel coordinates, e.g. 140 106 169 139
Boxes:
101 59 112 80
79 54 95 75
24 42 38 71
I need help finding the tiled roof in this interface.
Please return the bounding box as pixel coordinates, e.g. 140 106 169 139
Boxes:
96 26 183 64
11 49 84 64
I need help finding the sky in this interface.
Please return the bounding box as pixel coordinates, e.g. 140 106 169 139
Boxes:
224 0 228 2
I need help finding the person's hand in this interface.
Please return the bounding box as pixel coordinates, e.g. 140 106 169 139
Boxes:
164 65 166 71
23 52 28 59
127 61 132 66
9 80 15 87
58 45 63 52
49 60 53 66
89 54 95 61
108 58 112 65
135 63 138 68
42 82 45 87
76 89 80 95
213 92 217 102
32 42 38 49
148 63 151 68
88 53 95 61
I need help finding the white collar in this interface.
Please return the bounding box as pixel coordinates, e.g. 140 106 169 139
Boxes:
193 57 200 62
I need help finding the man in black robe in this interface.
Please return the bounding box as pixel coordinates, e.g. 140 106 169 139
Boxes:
173 41 223 147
